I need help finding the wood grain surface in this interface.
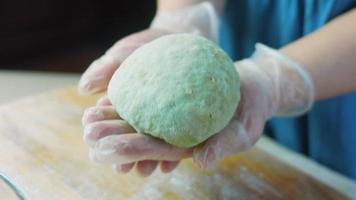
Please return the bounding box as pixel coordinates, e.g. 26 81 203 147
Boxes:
0 87 350 200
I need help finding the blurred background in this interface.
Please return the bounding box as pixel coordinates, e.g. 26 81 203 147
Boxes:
0 0 156 103
0 0 156 72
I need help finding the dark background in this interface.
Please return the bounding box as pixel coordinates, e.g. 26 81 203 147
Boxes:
0 0 156 72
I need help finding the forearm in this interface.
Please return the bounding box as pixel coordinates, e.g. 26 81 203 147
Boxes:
157 0 225 14
281 8 356 100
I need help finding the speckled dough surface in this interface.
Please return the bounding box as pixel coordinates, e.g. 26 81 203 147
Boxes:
108 34 240 148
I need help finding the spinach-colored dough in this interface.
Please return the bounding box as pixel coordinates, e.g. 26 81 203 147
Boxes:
108 34 240 148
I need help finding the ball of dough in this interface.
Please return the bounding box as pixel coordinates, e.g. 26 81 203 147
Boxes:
108 33 240 148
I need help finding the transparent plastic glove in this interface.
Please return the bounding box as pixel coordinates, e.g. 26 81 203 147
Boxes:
82 96 191 176
151 2 219 42
78 2 218 95
82 43 314 174
193 43 315 168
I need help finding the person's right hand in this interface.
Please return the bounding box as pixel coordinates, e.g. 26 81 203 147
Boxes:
78 28 171 95
78 2 219 95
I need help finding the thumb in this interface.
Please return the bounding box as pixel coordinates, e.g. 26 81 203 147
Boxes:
193 119 252 169
78 54 119 95
78 29 169 95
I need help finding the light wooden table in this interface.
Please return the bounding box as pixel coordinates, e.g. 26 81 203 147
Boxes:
0 70 355 199
0 70 80 104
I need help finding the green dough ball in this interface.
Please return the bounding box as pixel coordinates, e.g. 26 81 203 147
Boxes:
108 33 240 148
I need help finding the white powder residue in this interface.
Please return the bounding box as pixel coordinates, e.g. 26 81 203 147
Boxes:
128 164 283 200
236 166 283 199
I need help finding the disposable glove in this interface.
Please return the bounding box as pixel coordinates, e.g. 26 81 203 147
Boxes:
192 43 315 167
82 96 192 176
82 43 314 175
151 1 218 42
78 2 218 95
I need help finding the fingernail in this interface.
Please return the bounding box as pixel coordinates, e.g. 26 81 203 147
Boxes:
112 164 125 174
78 79 100 95
91 143 117 164
92 137 133 164
82 107 104 126
83 125 98 147
195 147 216 170
78 78 92 95
95 139 117 153
81 109 92 126
89 148 101 164
81 112 89 126
78 74 106 95
138 166 156 177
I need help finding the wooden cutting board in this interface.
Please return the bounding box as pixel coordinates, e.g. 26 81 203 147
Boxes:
0 87 350 200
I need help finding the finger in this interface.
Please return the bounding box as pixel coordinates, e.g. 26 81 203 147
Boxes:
193 119 251 169
78 54 119 95
83 120 135 147
160 160 180 173
113 162 135 174
82 106 120 125
136 160 159 177
96 96 112 106
93 134 192 165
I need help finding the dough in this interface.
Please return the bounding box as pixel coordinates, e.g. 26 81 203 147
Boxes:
108 34 240 148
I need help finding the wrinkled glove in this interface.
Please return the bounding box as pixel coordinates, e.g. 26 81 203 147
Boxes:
151 1 219 42
192 43 315 168
78 2 218 95
82 43 314 175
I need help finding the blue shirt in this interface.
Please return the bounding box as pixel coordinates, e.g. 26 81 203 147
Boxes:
219 0 356 179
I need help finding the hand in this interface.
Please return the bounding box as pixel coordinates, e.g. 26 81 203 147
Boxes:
82 96 192 176
82 44 314 176
78 28 172 95
78 2 218 95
